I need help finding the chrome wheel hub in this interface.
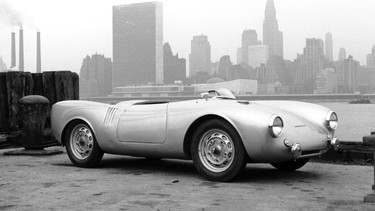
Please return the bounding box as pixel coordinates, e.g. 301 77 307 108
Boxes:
198 129 234 173
70 124 94 160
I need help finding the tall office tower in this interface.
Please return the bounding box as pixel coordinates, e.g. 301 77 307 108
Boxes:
189 35 211 77
163 43 186 84
263 0 283 58
218 55 233 81
296 38 325 93
325 32 333 62
237 47 242 64
242 29 261 65
248 45 269 68
338 48 346 61
79 54 113 97
335 56 360 93
113 2 163 87
366 45 375 67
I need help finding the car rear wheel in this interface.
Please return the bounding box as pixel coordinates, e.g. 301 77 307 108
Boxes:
271 158 310 171
65 121 104 168
191 119 247 182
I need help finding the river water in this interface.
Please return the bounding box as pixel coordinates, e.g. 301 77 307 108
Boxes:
316 102 375 142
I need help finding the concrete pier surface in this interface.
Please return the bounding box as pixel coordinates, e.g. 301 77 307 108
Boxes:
1 147 375 210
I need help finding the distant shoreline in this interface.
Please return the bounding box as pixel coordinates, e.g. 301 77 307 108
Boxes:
82 93 375 104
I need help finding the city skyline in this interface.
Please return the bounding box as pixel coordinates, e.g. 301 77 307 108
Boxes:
0 0 374 74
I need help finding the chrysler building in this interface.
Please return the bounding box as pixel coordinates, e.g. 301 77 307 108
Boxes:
263 0 283 58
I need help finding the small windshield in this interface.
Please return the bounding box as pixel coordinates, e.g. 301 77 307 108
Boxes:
201 88 236 100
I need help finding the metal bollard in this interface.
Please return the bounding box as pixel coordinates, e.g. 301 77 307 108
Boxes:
363 132 375 203
18 95 50 149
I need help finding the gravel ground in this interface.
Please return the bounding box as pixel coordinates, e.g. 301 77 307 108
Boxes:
1 147 375 211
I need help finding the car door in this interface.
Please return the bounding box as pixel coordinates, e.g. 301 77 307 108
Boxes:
116 103 168 144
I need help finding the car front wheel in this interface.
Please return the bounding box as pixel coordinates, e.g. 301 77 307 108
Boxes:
191 119 247 182
65 121 104 168
271 158 309 171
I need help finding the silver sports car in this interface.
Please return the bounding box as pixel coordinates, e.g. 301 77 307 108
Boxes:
51 88 338 181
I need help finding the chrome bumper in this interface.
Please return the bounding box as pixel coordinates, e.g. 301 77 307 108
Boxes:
287 137 339 159
329 137 340 151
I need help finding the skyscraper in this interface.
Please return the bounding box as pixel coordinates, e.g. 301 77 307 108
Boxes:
113 2 163 87
248 45 269 68
163 43 186 84
366 45 375 67
189 35 211 77
218 55 232 81
263 0 283 58
338 48 346 61
236 47 242 64
79 54 112 97
335 56 360 93
241 29 261 65
296 38 325 93
325 32 333 62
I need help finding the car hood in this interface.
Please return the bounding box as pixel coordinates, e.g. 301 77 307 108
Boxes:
251 100 333 136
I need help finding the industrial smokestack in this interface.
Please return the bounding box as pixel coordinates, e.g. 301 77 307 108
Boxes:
36 31 41 73
19 27 24 71
11 32 16 68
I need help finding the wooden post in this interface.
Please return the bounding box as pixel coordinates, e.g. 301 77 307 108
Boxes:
32 73 44 96
363 132 375 203
25 72 34 96
42 71 57 106
0 73 9 131
6 72 26 130
72 72 79 100
54 71 74 101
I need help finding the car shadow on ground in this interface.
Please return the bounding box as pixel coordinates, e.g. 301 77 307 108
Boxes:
238 165 321 183
54 155 321 183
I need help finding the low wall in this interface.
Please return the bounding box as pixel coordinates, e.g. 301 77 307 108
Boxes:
0 71 79 147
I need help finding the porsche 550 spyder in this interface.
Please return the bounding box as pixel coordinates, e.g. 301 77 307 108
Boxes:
51 88 338 181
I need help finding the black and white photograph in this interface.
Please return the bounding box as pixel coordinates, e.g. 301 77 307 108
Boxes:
1 0 375 210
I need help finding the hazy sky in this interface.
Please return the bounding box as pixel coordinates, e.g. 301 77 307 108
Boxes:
0 0 374 74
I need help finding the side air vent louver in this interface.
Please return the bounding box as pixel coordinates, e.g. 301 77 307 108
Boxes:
103 107 118 126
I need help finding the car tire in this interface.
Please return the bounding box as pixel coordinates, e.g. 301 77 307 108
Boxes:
65 121 104 168
270 158 310 171
191 119 247 182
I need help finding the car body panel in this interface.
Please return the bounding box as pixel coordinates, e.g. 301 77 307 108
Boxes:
51 94 337 164
116 103 168 144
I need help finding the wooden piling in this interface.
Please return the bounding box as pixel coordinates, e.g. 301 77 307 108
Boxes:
0 73 9 131
6 72 26 130
42 71 57 107
55 71 74 102
32 73 44 96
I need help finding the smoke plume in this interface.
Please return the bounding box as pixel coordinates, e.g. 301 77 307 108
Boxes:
0 0 23 27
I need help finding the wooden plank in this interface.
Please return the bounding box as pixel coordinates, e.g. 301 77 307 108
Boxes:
32 73 44 96
72 72 79 100
0 73 9 131
42 71 56 107
25 72 34 96
6 71 26 130
54 71 74 102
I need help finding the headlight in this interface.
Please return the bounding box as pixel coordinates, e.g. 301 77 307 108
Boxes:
326 111 338 131
269 115 284 138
